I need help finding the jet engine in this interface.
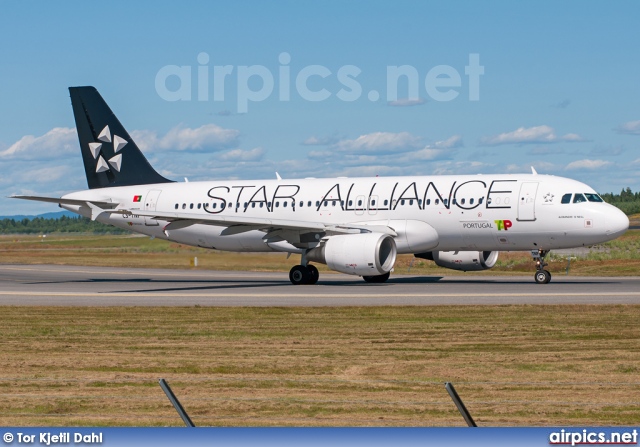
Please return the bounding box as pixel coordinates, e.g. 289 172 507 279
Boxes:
415 250 499 271
306 233 397 276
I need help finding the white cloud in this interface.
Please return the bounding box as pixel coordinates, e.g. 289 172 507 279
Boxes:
0 127 77 160
334 132 422 154
480 125 585 146
387 98 426 107
131 124 240 152
411 148 447 161
505 162 557 173
430 161 492 175
552 99 571 109
308 150 334 159
302 135 340 146
431 135 463 149
565 159 613 170
615 120 640 135
219 147 265 162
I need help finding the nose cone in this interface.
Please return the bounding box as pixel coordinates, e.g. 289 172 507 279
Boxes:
605 206 629 238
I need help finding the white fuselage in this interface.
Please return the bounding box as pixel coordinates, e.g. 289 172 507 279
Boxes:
61 173 629 254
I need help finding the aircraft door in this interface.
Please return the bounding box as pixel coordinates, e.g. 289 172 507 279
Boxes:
368 195 378 215
355 195 365 215
517 182 538 221
144 189 162 226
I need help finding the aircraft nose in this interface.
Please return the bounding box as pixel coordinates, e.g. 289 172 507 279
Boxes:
605 206 629 237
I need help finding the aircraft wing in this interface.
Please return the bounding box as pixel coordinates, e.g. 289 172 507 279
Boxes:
109 208 397 238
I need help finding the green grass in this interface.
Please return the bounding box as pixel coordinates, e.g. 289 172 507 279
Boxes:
0 306 639 426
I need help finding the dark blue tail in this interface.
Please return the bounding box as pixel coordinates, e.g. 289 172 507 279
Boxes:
70 86 173 189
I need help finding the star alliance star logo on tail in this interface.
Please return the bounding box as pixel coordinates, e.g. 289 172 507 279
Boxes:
88 125 127 174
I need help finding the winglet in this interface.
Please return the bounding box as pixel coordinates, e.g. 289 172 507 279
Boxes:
531 166 538 175
275 172 282 181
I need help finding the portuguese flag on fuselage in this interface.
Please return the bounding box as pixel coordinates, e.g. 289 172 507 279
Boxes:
133 195 142 202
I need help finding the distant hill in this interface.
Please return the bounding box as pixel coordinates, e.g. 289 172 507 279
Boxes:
0 210 76 220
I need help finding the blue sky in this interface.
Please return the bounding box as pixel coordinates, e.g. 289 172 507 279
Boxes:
1 1 639 215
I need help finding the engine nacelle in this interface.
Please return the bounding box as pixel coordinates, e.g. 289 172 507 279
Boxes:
416 250 499 271
306 233 397 276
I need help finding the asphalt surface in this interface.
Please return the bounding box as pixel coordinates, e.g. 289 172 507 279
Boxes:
0 264 639 306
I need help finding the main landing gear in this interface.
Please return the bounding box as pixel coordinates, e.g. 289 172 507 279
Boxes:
532 249 552 284
289 264 319 285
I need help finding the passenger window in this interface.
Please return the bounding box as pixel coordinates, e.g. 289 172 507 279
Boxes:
357 200 363 206
341 200 345 206
252 202 256 208
461 198 465 205
349 200 353 206
585 193 603 203
213 203 217 209
561 194 572 204
470 198 474 205
573 194 587 203
174 204 178 209
324 201 328 206
182 204 186 209
383 200 388 206
299 201 304 207
426 199 431 206
307 201 312 207
435 199 440 205
443 199 448 206
276 202 280 207
418 199 422 206
259 203 263 208
371 200 376 206
409 199 413 205
283 201 287 207
197 203 201 209
401 200 405 206
332 200 336 206
316 201 320 207
452 199 457 205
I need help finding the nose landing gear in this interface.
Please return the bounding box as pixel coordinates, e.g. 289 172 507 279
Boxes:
532 249 552 284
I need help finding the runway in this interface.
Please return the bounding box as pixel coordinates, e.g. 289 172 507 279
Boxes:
1 264 639 306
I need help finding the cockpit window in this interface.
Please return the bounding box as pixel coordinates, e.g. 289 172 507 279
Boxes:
561 193 572 204
573 193 587 203
584 193 604 203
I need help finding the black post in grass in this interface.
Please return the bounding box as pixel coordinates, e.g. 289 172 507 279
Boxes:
159 378 195 427
444 382 477 427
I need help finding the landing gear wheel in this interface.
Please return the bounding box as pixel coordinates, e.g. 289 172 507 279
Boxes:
362 272 391 283
531 249 552 284
534 269 551 284
306 265 319 285
289 265 310 285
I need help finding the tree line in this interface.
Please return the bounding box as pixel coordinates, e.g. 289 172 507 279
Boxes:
600 187 640 215
1 187 638 234
0 215 131 235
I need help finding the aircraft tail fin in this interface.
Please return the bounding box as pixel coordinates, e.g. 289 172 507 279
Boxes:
69 86 173 189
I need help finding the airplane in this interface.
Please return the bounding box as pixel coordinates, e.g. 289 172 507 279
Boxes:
12 87 629 285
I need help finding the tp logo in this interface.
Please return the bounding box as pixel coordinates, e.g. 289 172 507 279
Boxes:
495 220 512 231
